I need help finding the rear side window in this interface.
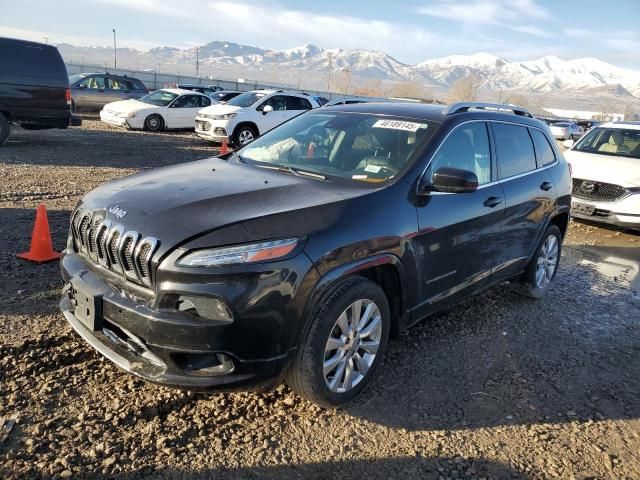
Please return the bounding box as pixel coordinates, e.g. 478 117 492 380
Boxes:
199 96 211 107
493 124 537 179
78 76 105 89
530 129 556 166
286 96 312 110
430 122 492 185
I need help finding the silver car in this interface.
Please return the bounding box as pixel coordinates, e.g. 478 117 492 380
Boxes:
69 73 148 112
550 121 582 140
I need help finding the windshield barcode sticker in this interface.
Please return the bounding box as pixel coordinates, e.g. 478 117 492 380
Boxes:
372 120 424 132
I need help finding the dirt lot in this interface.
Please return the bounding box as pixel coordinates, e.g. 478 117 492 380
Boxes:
1 119 639 480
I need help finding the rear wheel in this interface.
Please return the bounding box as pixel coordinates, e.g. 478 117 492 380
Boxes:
515 224 562 299
0 112 10 146
233 125 257 146
286 277 390 408
144 114 164 132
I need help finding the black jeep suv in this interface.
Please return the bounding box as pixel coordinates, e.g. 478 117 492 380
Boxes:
60 102 571 407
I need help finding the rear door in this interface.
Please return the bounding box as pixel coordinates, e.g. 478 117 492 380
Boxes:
490 123 556 282
106 77 134 103
413 121 505 318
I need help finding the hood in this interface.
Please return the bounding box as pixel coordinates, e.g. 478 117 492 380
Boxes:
102 99 157 114
565 149 640 187
76 158 371 256
198 103 244 115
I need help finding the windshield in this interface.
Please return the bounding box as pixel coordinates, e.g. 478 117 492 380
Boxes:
69 74 88 84
236 111 436 183
574 127 640 159
139 90 179 106
227 92 267 108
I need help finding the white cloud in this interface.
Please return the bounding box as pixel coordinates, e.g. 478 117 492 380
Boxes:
418 0 550 23
92 0 437 61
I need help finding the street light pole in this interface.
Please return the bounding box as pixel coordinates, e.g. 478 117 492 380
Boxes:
43 36 49 44
112 29 117 70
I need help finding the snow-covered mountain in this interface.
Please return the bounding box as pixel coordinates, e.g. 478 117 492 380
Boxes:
57 41 640 98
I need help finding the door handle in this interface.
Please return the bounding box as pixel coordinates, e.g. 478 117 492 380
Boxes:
540 181 553 191
483 196 502 208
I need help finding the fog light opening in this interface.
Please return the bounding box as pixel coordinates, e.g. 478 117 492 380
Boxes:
176 295 233 323
173 352 235 376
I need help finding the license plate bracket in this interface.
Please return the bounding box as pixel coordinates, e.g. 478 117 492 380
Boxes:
571 201 595 216
69 277 103 331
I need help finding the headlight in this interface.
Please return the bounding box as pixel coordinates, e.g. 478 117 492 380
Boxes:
116 112 136 118
627 187 640 194
177 238 299 267
212 113 237 120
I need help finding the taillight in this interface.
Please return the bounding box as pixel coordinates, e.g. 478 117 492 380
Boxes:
65 88 71 105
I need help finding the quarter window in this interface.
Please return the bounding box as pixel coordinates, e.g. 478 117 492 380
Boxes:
530 129 556 167
493 124 537 179
429 122 492 185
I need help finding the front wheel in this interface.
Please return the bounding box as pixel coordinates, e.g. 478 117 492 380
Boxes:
0 112 10 146
286 277 390 408
232 125 257 147
515 224 562 299
144 114 164 132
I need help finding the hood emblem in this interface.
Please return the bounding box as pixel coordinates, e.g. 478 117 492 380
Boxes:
108 205 128 219
580 181 596 194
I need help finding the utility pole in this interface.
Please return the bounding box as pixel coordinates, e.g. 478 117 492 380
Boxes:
112 29 117 70
43 36 49 44
196 46 199 77
273 53 278 84
327 52 333 91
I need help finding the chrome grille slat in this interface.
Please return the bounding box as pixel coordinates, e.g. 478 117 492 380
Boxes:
70 208 159 287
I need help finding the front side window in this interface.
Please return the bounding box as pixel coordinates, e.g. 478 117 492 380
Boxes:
530 129 556 166
262 95 287 111
236 112 436 183
494 123 537 179
77 75 105 89
286 96 312 111
574 127 640 159
429 122 491 185
139 90 178 106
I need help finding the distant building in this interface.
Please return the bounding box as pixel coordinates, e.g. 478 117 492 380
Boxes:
542 107 625 122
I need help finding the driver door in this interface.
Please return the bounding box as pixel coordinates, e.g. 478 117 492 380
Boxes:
168 95 209 128
258 95 289 133
412 121 505 319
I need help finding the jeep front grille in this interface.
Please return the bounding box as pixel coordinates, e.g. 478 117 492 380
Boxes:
572 178 627 202
70 209 159 287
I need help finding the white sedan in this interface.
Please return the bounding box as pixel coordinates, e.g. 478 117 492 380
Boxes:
100 88 212 131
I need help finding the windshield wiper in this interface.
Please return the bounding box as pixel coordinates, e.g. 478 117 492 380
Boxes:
254 164 326 180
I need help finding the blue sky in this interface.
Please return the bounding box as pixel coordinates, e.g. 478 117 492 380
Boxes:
1 0 639 68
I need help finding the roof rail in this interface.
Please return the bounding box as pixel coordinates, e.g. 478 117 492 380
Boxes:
445 102 533 118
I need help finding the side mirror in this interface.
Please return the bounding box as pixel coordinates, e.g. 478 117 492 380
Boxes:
421 167 478 194
563 139 575 149
77 84 86 89
262 105 273 115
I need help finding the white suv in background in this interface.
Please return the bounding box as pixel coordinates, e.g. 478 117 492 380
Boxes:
195 90 320 146
564 121 640 230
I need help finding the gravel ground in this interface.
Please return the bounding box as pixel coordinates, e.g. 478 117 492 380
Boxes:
1 119 639 479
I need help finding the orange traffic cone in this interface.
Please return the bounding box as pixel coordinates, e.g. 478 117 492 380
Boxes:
219 139 229 155
17 204 61 263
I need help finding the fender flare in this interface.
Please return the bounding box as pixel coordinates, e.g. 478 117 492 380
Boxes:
297 253 409 346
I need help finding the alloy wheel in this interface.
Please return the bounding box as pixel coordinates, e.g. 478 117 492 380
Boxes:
238 129 254 145
323 299 382 393
535 234 559 288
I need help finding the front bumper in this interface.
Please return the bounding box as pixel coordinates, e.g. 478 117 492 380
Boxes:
194 117 231 141
100 110 130 129
571 194 640 229
59 253 295 390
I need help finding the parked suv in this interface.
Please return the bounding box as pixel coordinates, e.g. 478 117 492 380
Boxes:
564 121 640 229
0 37 81 145
60 102 571 407
195 89 320 145
70 73 148 112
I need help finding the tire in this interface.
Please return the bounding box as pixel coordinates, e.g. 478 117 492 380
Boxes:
144 114 164 132
515 224 562 299
286 276 391 408
232 125 258 147
0 112 10 146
